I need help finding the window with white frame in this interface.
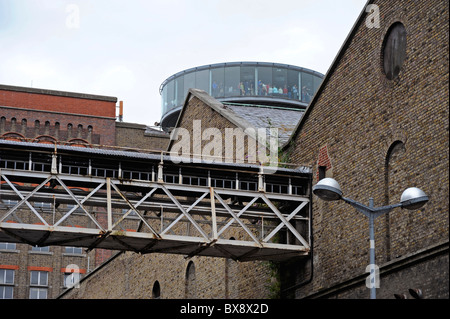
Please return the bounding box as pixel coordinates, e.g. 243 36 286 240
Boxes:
0 242 16 250
31 245 50 252
65 246 83 254
0 269 15 299
29 271 48 299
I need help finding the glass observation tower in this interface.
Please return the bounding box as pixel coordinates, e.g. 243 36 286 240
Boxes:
160 61 324 130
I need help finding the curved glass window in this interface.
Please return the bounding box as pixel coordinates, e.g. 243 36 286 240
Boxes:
211 67 224 98
160 62 324 120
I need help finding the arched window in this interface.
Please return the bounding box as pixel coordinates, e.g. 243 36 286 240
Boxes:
77 124 83 138
44 121 50 135
67 123 73 140
185 261 196 298
382 22 407 80
21 119 27 135
384 140 406 261
0 117 6 133
11 117 17 131
152 281 161 299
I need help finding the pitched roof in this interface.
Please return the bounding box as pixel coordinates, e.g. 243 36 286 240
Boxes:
223 103 303 146
169 88 303 149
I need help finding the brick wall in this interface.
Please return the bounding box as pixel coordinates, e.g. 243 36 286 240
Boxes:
169 91 267 164
0 85 117 146
0 243 94 299
0 85 116 118
0 107 116 145
59 90 275 300
115 122 169 151
285 0 449 298
60 251 273 299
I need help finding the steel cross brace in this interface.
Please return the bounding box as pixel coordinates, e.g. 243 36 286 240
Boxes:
160 191 209 236
261 195 310 249
213 191 262 246
55 176 106 231
108 179 160 238
160 184 211 241
0 174 52 225
53 182 105 227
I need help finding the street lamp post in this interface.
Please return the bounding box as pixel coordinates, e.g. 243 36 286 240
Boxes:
312 178 429 299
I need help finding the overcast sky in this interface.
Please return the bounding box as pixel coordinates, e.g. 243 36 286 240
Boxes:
0 0 367 126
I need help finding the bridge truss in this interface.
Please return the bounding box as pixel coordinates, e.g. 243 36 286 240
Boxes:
0 140 311 262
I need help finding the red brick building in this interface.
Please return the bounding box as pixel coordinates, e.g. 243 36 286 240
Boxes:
0 84 169 299
0 84 117 146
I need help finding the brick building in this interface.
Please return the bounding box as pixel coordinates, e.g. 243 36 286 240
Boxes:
1 0 448 300
56 89 285 300
0 84 169 299
60 0 448 300
282 0 448 298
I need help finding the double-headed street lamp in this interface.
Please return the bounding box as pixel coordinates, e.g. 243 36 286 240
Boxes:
312 177 429 299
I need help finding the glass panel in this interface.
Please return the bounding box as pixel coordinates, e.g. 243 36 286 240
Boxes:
162 81 177 113
40 272 48 286
257 66 272 96
166 80 176 111
31 245 49 252
287 70 300 100
301 72 314 103
211 67 224 98
240 66 255 96
1 286 14 299
0 242 16 250
5 270 14 284
195 69 210 94
272 67 287 96
29 287 38 299
175 76 185 107
39 288 48 299
30 271 39 285
65 246 82 254
29 287 47 299
313 75 322 96
224 66 240 97
183 72 195 99
161 84 167 115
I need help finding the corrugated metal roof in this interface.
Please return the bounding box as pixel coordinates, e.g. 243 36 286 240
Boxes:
0 139 311 174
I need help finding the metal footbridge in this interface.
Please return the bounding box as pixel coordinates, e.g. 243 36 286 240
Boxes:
0 140 311 262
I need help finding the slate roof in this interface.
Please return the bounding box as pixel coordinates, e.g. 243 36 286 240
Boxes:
223 103 304 146
170 88 304 149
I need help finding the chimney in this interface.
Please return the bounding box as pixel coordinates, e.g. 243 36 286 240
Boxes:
118 101 123 122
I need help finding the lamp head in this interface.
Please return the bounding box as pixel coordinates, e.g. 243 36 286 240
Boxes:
400 187 429 210
313 178 342 201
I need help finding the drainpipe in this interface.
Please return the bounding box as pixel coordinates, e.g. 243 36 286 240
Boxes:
281 173 314 298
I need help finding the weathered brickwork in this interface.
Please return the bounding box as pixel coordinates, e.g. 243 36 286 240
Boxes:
0 107 116 145
0 242 94 299
3 0 447 300
59 90 275 300
285 0 448 298
0 85 116 118
0 84 117 146
61 251 273 299
115 122 169 151
169 89 269 164
0 84 119 298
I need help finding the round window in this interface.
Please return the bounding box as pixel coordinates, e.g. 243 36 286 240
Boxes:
382 22 407 80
